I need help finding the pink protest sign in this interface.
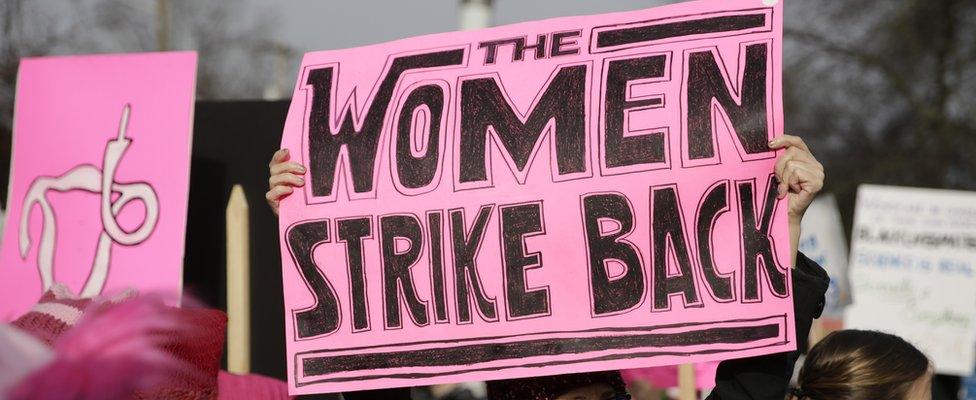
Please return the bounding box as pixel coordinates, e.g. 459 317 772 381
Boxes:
0 52 197 319
278 0 792 393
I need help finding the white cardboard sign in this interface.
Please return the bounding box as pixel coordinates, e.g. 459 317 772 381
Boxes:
845 185 976 375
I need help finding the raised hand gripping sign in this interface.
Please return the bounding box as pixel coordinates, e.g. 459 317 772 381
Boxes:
1 52 197 318
278 0 792 393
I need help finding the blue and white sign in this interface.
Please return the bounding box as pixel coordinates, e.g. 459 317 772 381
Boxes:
845 185 976 376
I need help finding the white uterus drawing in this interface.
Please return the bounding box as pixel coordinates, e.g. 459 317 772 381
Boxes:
19 104 160 297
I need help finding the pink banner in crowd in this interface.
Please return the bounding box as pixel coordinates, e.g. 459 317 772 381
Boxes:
1 52 197 319
278 0 791 394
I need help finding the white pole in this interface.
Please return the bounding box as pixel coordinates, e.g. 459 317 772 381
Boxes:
678 364 697 400
459 0 493 30
156 0 170 51
226 185 251 374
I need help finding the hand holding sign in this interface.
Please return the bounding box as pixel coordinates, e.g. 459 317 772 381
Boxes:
267 148 306 215
769 135 824 220
769 134 824 266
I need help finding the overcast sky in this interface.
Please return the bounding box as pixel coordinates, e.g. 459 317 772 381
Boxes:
223 0 673 98
261 0 669 53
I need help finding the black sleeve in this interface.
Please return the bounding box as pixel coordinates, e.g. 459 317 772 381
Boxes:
705 252 830 400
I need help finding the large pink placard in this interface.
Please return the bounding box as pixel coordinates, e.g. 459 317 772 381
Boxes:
278 0 792 393
1 52 197 319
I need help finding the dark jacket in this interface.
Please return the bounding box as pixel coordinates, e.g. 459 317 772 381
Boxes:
706 252 830 400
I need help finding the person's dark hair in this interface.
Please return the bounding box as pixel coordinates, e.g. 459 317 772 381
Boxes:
793 329 930 400
487 371 626 400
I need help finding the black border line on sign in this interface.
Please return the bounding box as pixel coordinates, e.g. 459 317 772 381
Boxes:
294 314 788 386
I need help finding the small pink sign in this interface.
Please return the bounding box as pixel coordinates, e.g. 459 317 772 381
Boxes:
1 52 197 319
278 0 792 394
